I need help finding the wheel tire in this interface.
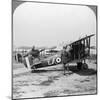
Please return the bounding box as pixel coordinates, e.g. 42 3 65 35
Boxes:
31 69 35 73
81 63 88 70
77 62 82 70
31 65 36 70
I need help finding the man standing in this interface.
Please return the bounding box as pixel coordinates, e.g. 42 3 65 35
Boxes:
29 46 40 60
23 46 40 70
61 45 71 75
24 46 40 62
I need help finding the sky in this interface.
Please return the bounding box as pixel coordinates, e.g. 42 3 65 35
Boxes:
13 2 96 48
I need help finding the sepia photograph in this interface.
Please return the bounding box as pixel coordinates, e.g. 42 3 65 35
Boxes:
12 0 97 99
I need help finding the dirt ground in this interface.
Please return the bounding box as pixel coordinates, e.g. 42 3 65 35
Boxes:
13 59 97 99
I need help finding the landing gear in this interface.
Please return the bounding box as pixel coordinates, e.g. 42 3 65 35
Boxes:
31 65 36 73
31 69 36 73
77 62 88 71
81 63 88 70
77 62 82 70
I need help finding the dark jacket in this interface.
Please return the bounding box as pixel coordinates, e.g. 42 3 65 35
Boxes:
61 50 71 64
30 49 40 58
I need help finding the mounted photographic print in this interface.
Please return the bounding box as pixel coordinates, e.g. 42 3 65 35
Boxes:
12 0 97 99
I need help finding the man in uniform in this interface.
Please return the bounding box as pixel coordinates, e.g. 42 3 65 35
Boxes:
61 45 71 75
23 46 40 64
29 46 40 60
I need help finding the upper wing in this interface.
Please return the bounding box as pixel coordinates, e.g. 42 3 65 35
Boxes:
68 34 95 46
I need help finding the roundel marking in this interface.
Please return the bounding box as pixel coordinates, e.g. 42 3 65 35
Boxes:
55 57 61 64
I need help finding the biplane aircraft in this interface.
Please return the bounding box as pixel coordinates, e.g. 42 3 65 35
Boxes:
22 34 95 72
14 46 57 63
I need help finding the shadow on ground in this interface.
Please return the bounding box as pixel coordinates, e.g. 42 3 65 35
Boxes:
32 65 97 76
68 66 97 76
31 69 63 73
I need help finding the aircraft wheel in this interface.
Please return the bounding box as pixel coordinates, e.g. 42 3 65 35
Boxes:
30 66 36 73
77 62 82 70
31 69 35 73
81 63 88 70
31 65 36 70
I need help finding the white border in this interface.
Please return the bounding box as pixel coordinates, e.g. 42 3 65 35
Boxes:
0 0 99 100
